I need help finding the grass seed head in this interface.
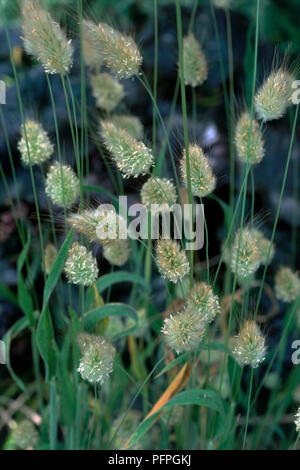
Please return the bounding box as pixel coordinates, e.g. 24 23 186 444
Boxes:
274 266 300 303
103 239 131 266
22 0 73 75
100 120 154 178
18 119 54 166
234 111 265 165
181 144 216 198
185 282 221 324
156 239 190 283
231 227 261 278
110 114 144 139
141 177 177 210
162 309 206 354
182 32 208 88
44 243 57 275
90 72 125 112
77 333 115 385
45 162 79 207
64 242 98 286
12 420 39 449
295 407 300 433
231 320 266 368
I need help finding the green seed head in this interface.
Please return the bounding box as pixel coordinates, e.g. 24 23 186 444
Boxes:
90 72 125 112
44 243 57 275
231 227 261 279
141 177 177 210
162 309 206 354
22 0 73 75
77 333 115 385
110 114 144 139
65 242 98 286
12 420 39 449
275 266 300 303
18 120 54 166
181 144 216 198
101 120 154 178
103 239 131 266
182 32 208 88
295 407 300 433
45 162 79 207
235 111 265 165
156 239 190 283
185 282 221 324
231 320 266 368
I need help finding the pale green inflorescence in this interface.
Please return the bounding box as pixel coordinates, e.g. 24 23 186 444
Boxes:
295 407 300 433
185 282 221 324
64 242 98 286
182 32 207 88
156 239 190 283
231 320 266 368
101 120 154 178
255 67 295 122
45 162 79 207
162 309 206 354
251 228 275 265
274 266 300 303
141 177 177 210
77 333 115 385
231 227 261 279
103 239 131 266
110 115 144 140
18 120 54 166
90 72 125 112
12 420 39 449
95 210 127 244
234 111 265 165
83 22 142 79
181 144 216 198
22 0 73 75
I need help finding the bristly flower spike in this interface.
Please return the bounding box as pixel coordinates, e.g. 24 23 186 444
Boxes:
64 242 98 286
185 282 221 324
231 320 266 368
235 110 265 165
90 73 125 112
180 144 216 198
18 119 54 166
22 0 73 75
182 32 208 88
156 239 190 283
274 266 300 303
162 309 206 354
77 333 115 385
45 162 79 207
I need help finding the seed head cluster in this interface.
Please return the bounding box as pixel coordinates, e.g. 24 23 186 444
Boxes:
156 239 190 283
231 227 261 279
101 120 154 178
110 115 144 139
274 266 300 303
185 282 221 324
83 22 142 79
141 177 177 210
95 210 127 244
235 111 265 165
103 240 131 267
64 242 98 286
45 162 79 207
162 309 206 354
77 333 115 385
181 144 216 198
182 33 208 88
12 420 39 449
18 120 54 166
90 73 125 112
231 320 266 368
22 0 73 75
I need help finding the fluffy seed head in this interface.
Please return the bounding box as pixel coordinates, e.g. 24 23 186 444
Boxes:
110 115 144 139
44 243 57 275
82 19 103 69
181 144 216 198
103 240 131 266
295 407 300 433
95 209 127 244
255 67 294 121
90 73 124 112
185 282 221 324
12 420 39 449
231 320 266 368
251 228 275 265
18 120 54 166
162 309 206 354
77 333 115 385
182 33 208 88
64 242 98 286
231 227 261 278
141 177 177 210
101 120 154 178
83 22 142 79
67 206 106 242
275 266 300 303
22 0 73 75
235 111 265 164
156 239 190 283
45 162 79 207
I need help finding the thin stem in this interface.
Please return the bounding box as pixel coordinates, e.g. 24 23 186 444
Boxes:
243 368 254 450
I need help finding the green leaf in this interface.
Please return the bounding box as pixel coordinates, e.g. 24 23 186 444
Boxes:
42 230 73 312
83 303 138 339
17 232 34 326
36 307 56 381
0 282 18 307
127 389 225 449
55 347 76 425
96 271 148 294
